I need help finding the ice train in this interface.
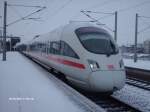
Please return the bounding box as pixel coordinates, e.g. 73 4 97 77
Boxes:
24 22 126 93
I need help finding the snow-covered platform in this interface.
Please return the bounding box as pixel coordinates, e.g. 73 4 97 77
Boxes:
124 58 150 81
0 52 104 112
124 58 150 71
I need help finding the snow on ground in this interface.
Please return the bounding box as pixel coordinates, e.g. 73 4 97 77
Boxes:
123 53 150 58
112 85 150 112
0 52 87 112
124 58 150 71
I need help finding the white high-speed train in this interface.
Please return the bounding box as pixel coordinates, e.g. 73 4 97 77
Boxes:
24 22 126 93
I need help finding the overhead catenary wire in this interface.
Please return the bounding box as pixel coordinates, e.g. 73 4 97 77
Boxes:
7 4 44 8
138 25 150 34
138 16 150 31
37 0 53 18
81 10 114 32
84 10 114 15
138 17 150 34
81 10 101 23
9 5 42 22
78 10 115 33
82 10 115 21
71 0 119 20
136 14 150 34
7 3 46 24
138 15 150 19
7 7 46 26
77 0 150 40
82 0 150 22
23 17 44 22
69 20 94 23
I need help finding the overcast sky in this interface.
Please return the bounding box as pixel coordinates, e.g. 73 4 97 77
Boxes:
0 0 150 45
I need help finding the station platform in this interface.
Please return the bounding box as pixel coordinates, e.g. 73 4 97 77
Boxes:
124 58 150 71
0 52 104 112
124 58 150 81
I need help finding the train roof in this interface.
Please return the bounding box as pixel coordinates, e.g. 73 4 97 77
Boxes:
29 22 109 44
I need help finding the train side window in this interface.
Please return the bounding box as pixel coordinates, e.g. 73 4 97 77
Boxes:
60 41 79 59
41 42 46 53
44 42 47 53
51 41 61 55
48 41 51 54
49 42 52 54
38 42 43 52
46 42 49 54
31 43 36 52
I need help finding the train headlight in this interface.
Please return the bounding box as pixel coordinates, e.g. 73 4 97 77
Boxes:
88 59 100 71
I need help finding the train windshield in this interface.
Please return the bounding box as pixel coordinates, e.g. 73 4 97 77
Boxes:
76 27 118 55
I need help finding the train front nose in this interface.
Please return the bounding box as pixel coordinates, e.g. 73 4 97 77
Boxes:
89 70 126 92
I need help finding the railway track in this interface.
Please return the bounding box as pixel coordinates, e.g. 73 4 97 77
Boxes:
23 53 141 112
79 91 140 112
126 77 150 91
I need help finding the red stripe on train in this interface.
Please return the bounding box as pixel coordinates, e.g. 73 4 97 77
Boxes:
47 55 85 69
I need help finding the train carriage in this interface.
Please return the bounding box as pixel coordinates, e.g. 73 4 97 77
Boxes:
24 22 126 93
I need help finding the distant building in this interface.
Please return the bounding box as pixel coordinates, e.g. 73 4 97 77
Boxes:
144 39 150 54
0 36 20 51
137 43 144 53
119 44 134 53
120 43 144 53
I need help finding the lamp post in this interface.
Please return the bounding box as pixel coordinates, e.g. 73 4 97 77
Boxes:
3 1 7 61
134 13 138 62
